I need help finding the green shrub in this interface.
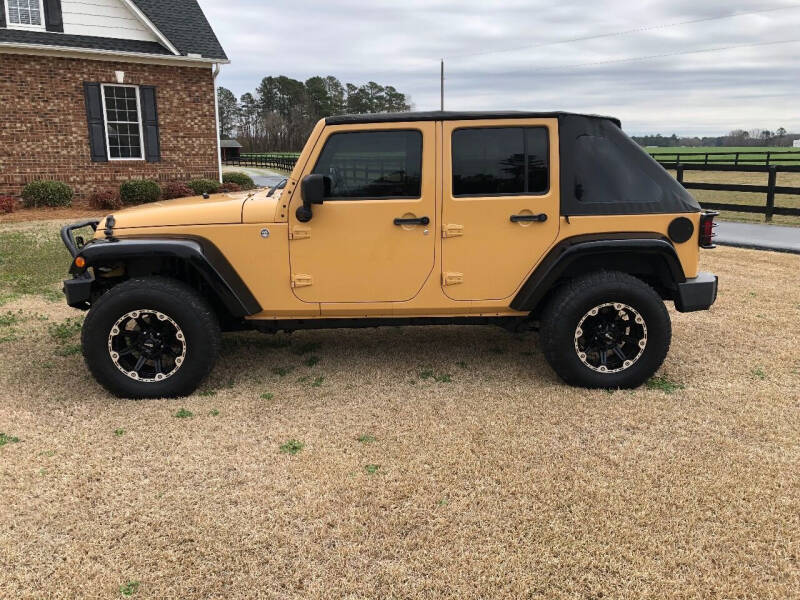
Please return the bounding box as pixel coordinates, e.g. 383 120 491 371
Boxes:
187 179 221 195
222 171 255 190
119 179 161 205
21 181 73 208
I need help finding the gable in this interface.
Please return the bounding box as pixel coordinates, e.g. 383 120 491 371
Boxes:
61 0 157 42
130 0 227 60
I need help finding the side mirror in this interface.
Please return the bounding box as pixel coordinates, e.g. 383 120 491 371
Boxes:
296 174 330 222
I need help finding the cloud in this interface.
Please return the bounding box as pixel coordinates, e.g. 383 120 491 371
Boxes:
199 0 800 135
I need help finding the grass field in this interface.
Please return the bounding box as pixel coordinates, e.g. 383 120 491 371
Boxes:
665 169 800 227
648 146 800 165
648 146 800 154
655 149 800 224
242 152 300 158
1 220 798 599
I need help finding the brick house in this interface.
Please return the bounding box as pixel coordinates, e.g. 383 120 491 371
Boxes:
0 0 228 199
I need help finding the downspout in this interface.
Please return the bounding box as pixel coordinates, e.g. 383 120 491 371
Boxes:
212 63 223 183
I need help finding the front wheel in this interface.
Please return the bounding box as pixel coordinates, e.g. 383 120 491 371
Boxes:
81 277 221 398
539 271 671 389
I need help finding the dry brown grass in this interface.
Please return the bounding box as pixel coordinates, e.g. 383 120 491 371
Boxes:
0 201 100 225
1 246 798 599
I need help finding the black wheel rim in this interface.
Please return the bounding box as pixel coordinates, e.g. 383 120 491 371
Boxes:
107 310 187 382
574 303 647 373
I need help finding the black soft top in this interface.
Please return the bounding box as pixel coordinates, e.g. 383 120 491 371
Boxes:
324 111 699 216
326 111 621 127
558 115 699 216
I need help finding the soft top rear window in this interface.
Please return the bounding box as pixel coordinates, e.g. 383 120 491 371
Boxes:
559 115 701 216
573 135 662 206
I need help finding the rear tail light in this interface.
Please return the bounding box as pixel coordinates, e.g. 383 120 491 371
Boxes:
699 211 718 249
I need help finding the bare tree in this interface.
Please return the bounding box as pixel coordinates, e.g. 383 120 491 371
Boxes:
216 87 239 139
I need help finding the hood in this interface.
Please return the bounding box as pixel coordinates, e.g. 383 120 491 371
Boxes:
104 192 250 230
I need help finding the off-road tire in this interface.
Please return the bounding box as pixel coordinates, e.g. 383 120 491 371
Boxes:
82 277 221 398
539 271 671 389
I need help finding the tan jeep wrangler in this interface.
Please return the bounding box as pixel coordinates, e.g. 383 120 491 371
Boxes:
61 111 718 398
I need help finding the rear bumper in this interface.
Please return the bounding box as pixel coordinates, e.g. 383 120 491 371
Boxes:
675 272 718 312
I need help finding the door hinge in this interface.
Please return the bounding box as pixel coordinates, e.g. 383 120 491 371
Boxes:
290 226 311 240
291 274 313 288
442 223 464 238
443 272 464 286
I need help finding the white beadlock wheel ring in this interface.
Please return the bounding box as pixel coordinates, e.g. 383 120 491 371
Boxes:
573 302 648 374
107 309 187 383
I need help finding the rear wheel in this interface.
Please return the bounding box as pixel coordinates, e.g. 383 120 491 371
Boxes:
82 277 221 398
539 271 671 388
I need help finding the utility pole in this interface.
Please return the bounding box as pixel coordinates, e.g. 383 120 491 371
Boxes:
440 59 444 111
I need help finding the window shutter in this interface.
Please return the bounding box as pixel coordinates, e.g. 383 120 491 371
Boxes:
139 86 161 163
83 82 108 163
43 0 64 33
0 0 6 28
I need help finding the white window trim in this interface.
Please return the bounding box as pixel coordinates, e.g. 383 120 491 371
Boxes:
101 83 145 162
5 0 47 31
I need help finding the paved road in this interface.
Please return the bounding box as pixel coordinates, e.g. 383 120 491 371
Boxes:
716 221 800 254
223 166 286 189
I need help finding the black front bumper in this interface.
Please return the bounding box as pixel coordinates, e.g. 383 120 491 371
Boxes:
63 272 94 309
61 220 100 309
675 272 718 312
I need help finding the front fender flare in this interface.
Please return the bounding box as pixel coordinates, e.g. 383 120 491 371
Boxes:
69 237 261 317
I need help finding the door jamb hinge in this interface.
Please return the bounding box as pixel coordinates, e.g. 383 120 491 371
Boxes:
290 226 311 240
442 272 464 286
291 274 313 288
442 223 464 238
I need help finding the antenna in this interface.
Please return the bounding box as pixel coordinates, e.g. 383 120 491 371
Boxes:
440 59 444 111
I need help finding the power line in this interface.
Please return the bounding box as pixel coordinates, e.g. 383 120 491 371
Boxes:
448 5 800 60
484 37 800 74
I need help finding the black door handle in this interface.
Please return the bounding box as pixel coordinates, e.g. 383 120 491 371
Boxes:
394 216 430 226
510 213 548 223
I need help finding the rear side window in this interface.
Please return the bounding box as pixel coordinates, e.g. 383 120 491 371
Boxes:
452 127 549 196
573 135 663 206
312 130 422 199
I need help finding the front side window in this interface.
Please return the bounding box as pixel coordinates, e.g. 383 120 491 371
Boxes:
313 130 422 199
6 0 44 28
102 85 144 160
452 127 549 196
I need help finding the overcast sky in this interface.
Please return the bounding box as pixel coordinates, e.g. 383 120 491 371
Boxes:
198 0 800 136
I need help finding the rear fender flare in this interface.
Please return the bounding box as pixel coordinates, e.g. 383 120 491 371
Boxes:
510 234 686 312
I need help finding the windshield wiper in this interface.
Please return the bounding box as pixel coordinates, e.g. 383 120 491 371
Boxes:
267 179 288 197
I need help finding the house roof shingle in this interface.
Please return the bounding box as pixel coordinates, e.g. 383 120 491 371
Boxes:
0 0 227 61
130 0 228 60
0 28 173 56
